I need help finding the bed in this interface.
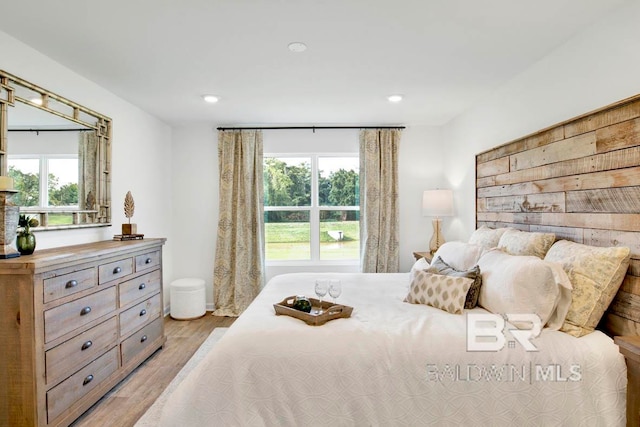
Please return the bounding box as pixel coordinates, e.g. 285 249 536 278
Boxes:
158 94 640 426
158 271 626 426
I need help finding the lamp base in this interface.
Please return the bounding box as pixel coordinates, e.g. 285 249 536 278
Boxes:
429 218 446 255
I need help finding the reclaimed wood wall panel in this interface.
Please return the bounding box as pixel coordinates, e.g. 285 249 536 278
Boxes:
595 117 640 153
479 193 565 213
480 145 640 188
509 132 596 171
564 100 640 138
476 94 640 338
566 188 640 213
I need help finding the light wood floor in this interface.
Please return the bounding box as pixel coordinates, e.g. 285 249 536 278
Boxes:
71 313 235 427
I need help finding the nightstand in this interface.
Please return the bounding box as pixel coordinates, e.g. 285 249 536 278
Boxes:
412 251 433 263
614 336 640 426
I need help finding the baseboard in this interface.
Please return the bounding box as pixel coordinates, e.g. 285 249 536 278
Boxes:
163 304 215 317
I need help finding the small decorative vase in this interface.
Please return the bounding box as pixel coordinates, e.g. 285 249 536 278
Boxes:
16 232 36 255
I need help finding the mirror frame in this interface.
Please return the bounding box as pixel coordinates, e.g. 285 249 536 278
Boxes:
0 70 112 230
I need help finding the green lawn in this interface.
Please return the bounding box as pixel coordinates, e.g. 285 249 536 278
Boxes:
266 221 360 260
48 213 74 225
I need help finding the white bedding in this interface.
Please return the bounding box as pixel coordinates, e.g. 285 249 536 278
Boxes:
159 273 627 426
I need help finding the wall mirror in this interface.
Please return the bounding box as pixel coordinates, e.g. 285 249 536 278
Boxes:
0 70 111 230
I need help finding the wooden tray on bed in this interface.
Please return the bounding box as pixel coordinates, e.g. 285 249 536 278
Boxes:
274 296 353 326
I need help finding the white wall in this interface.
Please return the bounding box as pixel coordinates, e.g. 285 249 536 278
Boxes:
170 124 218 310
442 1 640 242
0 31 175 303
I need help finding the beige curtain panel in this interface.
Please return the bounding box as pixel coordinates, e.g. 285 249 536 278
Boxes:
359 129 401 273
213 130 265 317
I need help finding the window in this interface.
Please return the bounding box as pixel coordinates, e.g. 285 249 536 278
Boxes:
264 154 359 262
8 154 79 225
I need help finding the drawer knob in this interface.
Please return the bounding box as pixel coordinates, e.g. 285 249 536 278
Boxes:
81 340 93 351
138 283 146 290
80 306 92 316
140 335 148 343
145 258 152 264
83 374 94 386
65 280 78 289
139 309 147 316
113 266 122 274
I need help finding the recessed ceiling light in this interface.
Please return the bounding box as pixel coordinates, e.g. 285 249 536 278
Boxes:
202 95 220 104
288 42 307 52
388 95 403 103
30 97 43 105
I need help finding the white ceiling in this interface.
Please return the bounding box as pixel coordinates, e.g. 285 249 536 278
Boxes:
0 0 631 127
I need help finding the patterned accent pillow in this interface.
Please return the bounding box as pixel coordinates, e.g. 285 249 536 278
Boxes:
497 229 556 259
544 240 630 337
427 256 482 309
468 226 510 250
406 271 473 315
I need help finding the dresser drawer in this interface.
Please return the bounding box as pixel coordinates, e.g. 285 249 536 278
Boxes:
135 250 161 272
120 293 161 337
121 317 163 366
44 287 117 343
45 316 118 386
119 269 161 308
47 347 118 423
98 257 133 284
44 267 97 304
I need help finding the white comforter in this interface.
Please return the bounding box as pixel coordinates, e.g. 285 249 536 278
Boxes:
159 273 627 426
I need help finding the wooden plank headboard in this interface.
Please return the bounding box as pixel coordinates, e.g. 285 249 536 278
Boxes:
475 94 640 338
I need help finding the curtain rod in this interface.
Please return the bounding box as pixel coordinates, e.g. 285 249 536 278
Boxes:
8 128 93 134
216 125 405 131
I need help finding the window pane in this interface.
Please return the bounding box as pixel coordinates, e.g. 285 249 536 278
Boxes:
318 157 359 206
263 157 311 207
48 213 74 225
8 158 40 206
320 210 360 260
265 210 310 260
48 158 78 207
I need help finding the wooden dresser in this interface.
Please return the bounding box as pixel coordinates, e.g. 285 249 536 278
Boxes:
0 238 167 427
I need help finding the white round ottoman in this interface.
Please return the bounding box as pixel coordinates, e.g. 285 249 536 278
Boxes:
170 278 206 320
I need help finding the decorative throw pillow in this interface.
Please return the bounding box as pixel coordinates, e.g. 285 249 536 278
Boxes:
431 241 485 271
468 226 510 250
427 256 482 309
497 229 556 259
406 271 472 315
544 240 631 337
477 249 562 327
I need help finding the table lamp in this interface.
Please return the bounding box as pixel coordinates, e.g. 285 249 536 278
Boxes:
422 189 454 255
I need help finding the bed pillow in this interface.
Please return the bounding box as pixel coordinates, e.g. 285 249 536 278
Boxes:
427 256 482 309
477 249 562 327
544 240 631 337
497 228 556 259
406 271 473 315
409 257 430 282
431 241 485 271
468 226 509 250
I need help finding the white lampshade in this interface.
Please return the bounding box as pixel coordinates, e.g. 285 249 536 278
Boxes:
422 189 454 217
